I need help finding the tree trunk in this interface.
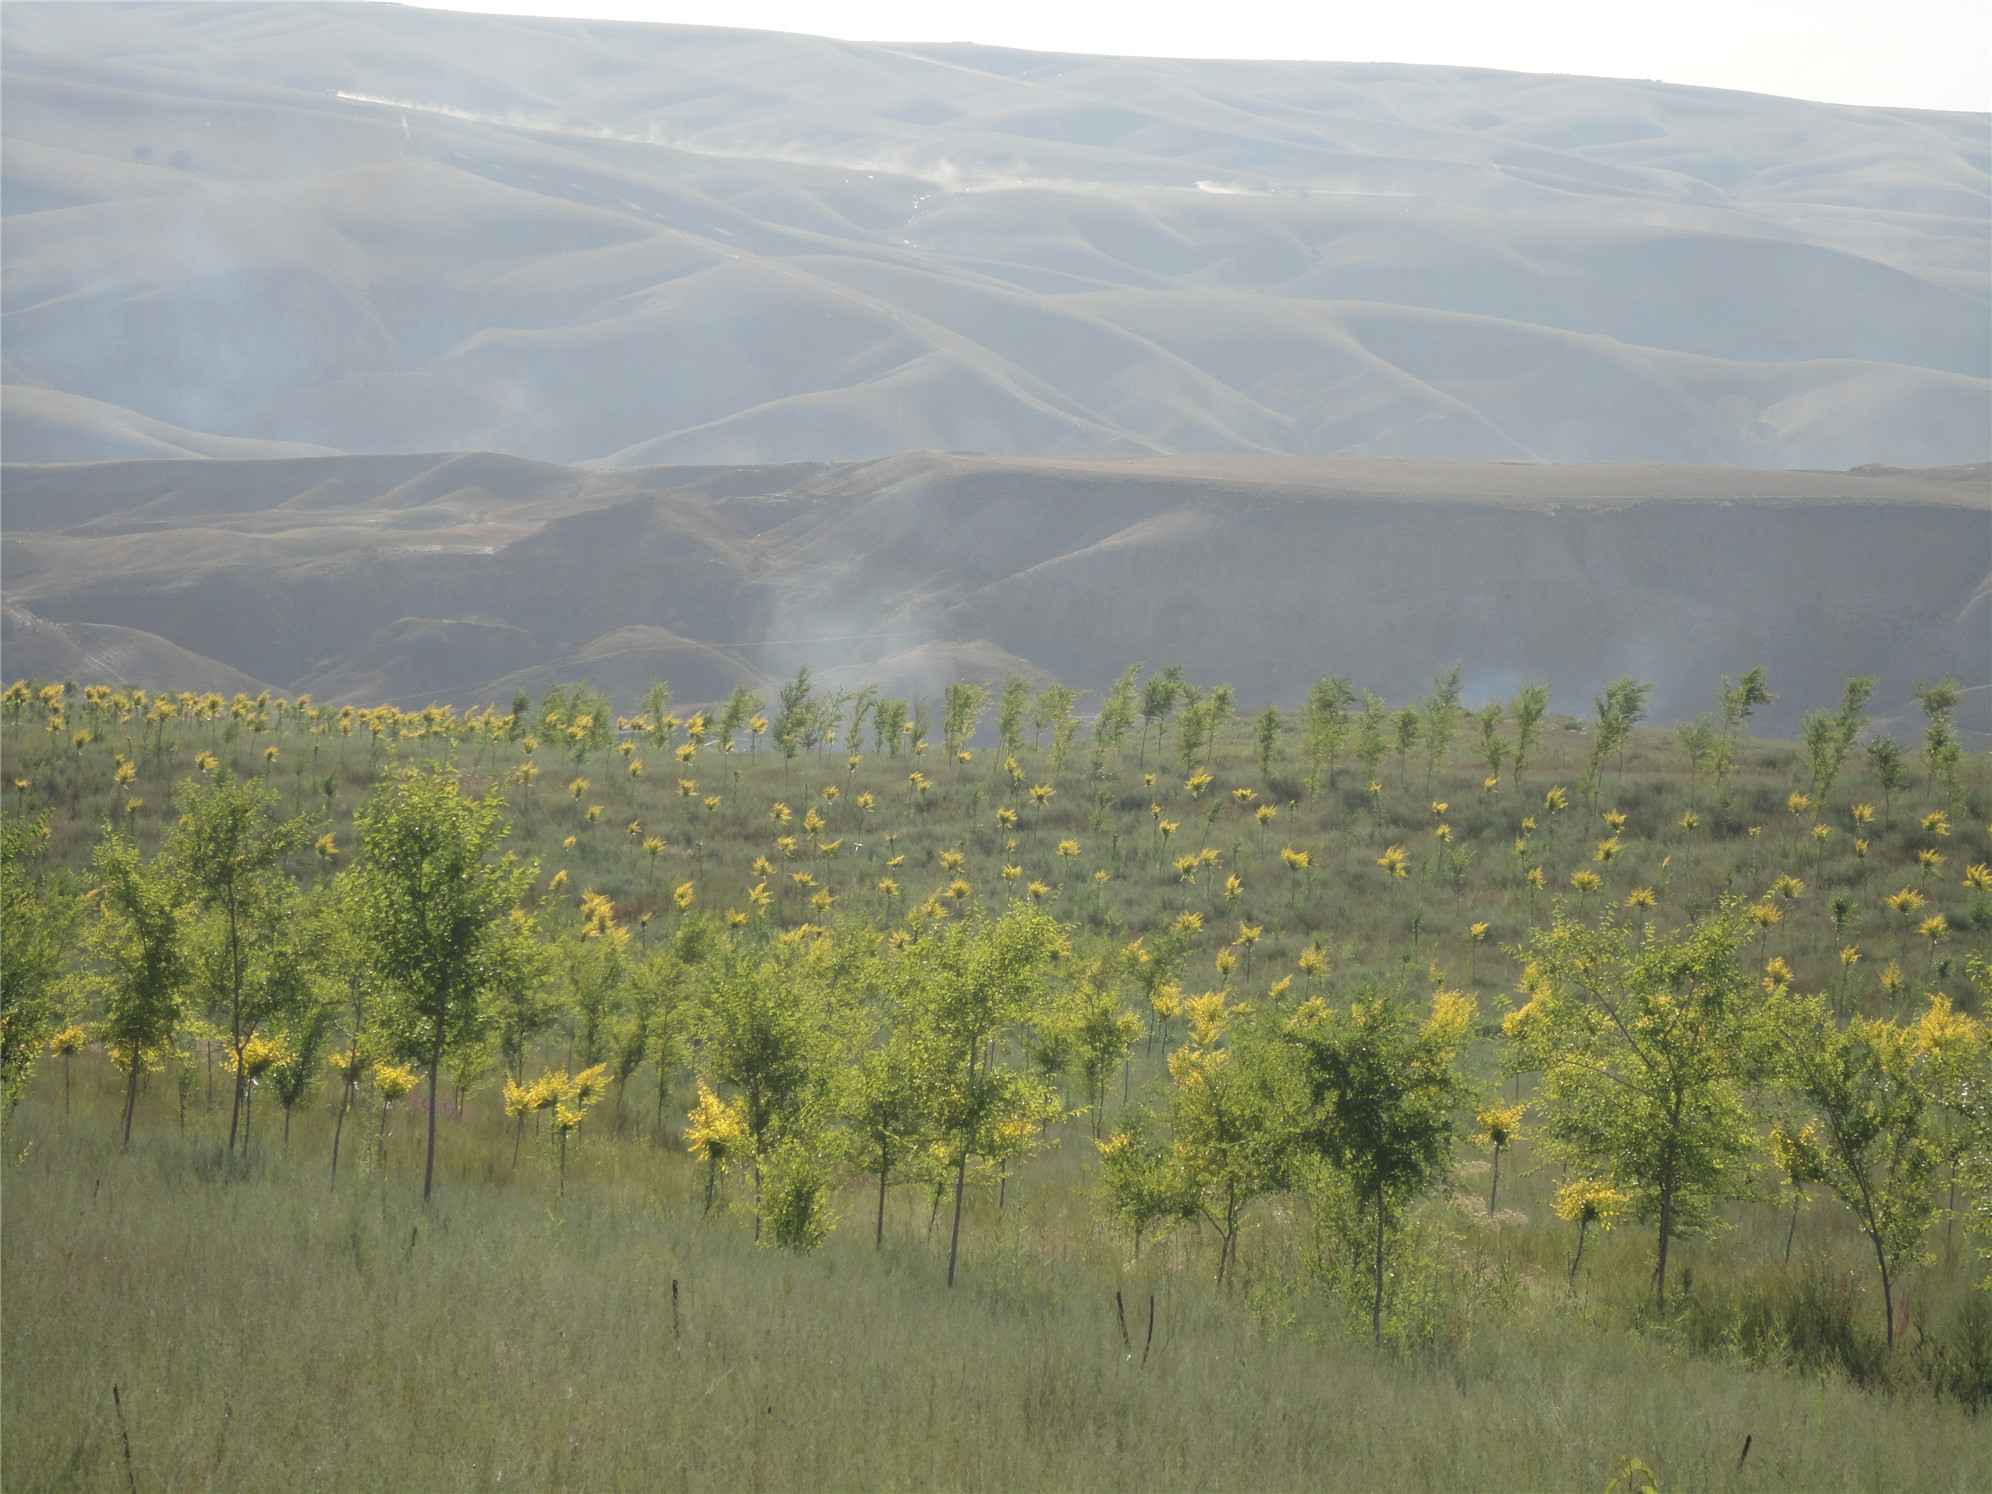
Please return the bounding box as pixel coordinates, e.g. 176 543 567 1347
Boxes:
875 1155 889 1249
1872 1231 1897 1350
945 1145 969 1287
1488 1145 1501 1215
1654 1184 1674 1313
227 1058 246 1154
422 1017 443 1203
945 1038 977 1287
330 1080 352 1186
1568 1218 1589 1287
120 1057 141 1150
1784 1195 1799 1263
1371 1189 1387 1348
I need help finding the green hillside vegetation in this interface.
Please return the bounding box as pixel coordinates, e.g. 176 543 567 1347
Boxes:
3 663 1989 1489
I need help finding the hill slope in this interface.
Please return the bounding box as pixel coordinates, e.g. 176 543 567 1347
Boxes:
4 450 1984 728
1 3 1985 468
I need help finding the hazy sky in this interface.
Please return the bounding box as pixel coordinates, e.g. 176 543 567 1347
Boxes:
421 0 1990 111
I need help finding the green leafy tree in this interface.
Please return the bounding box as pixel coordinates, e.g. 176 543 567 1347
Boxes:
1137 666 1177 770
873 698 909 756
1509 683 1550 794
1711 666 1774 808
169 772 309 1153
1254 706 1284 783
82 829 192 1149
995 678 1030 762
690 934 844 1235
1675 715 1717 809
1588 676 1653 802
717 686 762 752
1 814 77 1120
1061 968 1142 1139
1800 676 1875 805
773 666 814 769
1302 675 1355 794
1140 989 1297 1287
1354 692 1390 789
642 680 674 750
1864 736 1908 826
941 680 992 763
901 906 1064 1285
1474 702 1507 786
1505 901 1757 1310
1283 988 1472 1344
1092 665 1141 778
1421 665 1464 791
1914 678 1963 800
838 1015 932 1249
1392 707 1421 789
269 1001 335 1153
1764 994 1940 1348
354 764 535 1202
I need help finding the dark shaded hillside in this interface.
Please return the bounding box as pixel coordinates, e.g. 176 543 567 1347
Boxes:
4 450 1984 727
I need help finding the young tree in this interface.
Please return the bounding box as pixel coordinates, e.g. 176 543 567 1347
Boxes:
1392 708 1422 789
1283 988 1472 1344
1060 969 1142 1139
1914 678 1963 799
995 678 1030 763
902 906 1065 1286
1137 667 1178 770
941 680 992 763
1505 901 1757 1311
873 698 910 756
642 680 674 751
773 666 814 771
1421 665 1464 792
1763 993 1940 1348
1 814 77 1120
1800 676 1876 805
1146 991 1298 1287
1302 675 1355 795
1474 703 1508 787
1675 716 1717 809
169 773 309 1153
354 764 535 1202
1092 666 1141 777
1588 676 1653 800
1509 683 1550 794
1354 692 1390 789
1865 737 1908 826
269 1002 335 1153
1254 706 1284 783
838 1018 931 1249
82 829 192 1150
1711 666 1774 808
689 934 843 1234
717 686 762 752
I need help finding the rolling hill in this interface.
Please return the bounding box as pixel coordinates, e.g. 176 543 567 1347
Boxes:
2 3 1986 469
3 450 1984 730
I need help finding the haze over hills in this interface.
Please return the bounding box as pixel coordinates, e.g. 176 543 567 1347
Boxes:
3 450 1985 732
2 1 1988 468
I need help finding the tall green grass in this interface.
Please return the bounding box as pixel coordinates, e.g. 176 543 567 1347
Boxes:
5 1058 1987 1491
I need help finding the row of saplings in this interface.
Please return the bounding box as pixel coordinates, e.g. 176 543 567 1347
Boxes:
5 763 1986 1360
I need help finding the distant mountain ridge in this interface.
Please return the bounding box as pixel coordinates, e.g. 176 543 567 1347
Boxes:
4 450 1984 732
2 2 1986 468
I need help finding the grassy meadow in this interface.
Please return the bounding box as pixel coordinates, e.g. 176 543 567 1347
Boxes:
2 674 1989 1491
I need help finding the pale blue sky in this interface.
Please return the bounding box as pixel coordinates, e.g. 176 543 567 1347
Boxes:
418 0 1989 111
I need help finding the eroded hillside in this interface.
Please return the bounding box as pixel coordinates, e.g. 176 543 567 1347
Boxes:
4 451 1984 727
